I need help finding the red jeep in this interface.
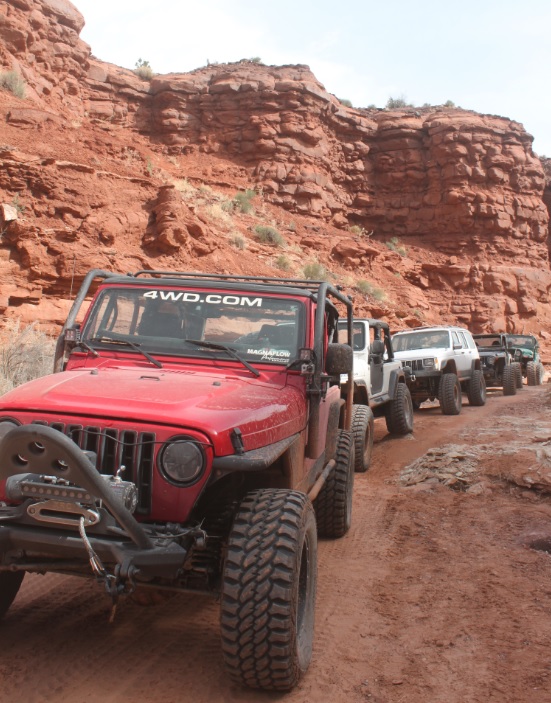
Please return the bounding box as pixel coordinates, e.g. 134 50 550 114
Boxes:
0 270 355 691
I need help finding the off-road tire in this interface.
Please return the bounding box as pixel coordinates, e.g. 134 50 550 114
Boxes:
0 571 24 619
512 362 523 389
502 365 517 396
220 490 317 691
527 361 538 386
385 382 414 435
351 405 374 473
314 430 354 539
467 369 486 406
439 373 462 415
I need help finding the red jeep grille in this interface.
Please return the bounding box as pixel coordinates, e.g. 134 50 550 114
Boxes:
31 421 155 514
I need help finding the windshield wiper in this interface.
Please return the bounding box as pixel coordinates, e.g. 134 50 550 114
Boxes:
185 339 260 377
90 335 163 369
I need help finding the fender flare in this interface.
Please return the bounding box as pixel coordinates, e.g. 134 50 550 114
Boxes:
388 369 406 399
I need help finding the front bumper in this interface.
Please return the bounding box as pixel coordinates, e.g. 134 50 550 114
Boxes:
0 425 189 583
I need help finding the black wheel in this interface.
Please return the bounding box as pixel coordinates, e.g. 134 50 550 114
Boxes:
467 369 486 406
314 430 354 539
220 489 317 691
502 365 517 396
385 383 414 435
512 362 523 389
0 571 24 619
527 361 538 386
439 373 462 415
351 404 374 473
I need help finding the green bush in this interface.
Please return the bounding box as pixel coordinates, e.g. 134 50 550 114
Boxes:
275 255 292 272
0 71 26 99
385 236 407 256
232 189 256 214
254 225 285 247
356 280 387 302
303 261 329 281
340 98 353 108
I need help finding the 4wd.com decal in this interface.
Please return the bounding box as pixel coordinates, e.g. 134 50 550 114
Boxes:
143 290 262 306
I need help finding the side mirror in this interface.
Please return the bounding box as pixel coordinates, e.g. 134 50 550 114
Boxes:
370 339 385 356
453 343 462 350
326 343 353 375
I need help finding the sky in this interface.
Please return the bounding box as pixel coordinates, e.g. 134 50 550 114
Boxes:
75 0 551 156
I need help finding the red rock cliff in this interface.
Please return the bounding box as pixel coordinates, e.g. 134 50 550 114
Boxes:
0 0 550 343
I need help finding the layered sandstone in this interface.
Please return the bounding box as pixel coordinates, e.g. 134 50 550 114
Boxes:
0 0 550 344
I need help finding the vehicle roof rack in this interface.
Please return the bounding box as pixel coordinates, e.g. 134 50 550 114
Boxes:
130 270 352 308
132 270 336 292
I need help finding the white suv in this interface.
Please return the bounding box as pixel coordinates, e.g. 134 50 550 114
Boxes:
392 326 486 415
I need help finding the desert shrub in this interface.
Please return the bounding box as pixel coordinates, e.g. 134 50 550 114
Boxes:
172 178 197 199
385 236 407 256
275 255 292 272
229 233 247 250
134 59 153 80
0 70 26 99
356 280 387 302
340 98 353 108
232 189 256 214
386 95 412 109
254 225 285 247
0 320 55 394
348 224 373 238
443 99 455 108
303 261 329 281
205 203 233 227
11 194 25 214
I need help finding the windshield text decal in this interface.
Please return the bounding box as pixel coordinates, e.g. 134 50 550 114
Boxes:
143 290 262 307
247 347 291 364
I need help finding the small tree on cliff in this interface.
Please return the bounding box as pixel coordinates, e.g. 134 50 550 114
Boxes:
134 59 153 81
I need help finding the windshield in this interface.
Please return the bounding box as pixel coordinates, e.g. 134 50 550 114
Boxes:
393 330 450 352
82 286 304 366
474 335 504 348
507 335 536 349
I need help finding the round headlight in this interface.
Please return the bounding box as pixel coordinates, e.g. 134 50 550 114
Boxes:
159 437 205 485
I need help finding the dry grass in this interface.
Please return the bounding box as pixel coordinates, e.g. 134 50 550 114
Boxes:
0 320 55 394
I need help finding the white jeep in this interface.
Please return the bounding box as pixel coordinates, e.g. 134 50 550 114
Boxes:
337 318 413 473
392 326 486 415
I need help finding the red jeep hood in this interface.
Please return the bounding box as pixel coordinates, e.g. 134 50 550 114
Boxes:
0 366 306 454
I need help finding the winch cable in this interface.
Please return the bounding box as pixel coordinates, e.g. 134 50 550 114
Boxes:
79 517 119 622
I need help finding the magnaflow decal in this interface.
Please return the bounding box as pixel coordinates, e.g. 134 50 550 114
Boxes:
247 348 291 363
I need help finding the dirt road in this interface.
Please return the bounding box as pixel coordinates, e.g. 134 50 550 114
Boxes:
2 386 551 703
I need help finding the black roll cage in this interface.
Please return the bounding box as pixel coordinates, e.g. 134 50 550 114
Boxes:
54 270 355 446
